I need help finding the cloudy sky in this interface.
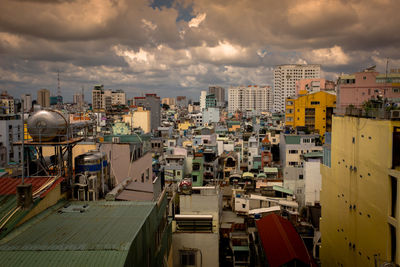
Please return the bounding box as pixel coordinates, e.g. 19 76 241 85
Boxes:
1 0 399 102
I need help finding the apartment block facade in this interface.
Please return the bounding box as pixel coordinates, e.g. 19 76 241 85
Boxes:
273 64 320 113
228 85 273 114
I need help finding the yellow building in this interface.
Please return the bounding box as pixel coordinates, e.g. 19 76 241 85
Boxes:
178 120 192 131
285 91 336 136
123 107 151 133
320 115 400 266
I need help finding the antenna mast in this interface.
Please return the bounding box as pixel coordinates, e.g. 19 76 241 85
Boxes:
57 70 62 108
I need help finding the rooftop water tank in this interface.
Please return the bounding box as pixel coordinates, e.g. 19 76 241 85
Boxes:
27 110 68 142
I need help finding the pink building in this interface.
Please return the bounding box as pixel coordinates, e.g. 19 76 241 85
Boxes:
295 78 336 96
337 69 400 112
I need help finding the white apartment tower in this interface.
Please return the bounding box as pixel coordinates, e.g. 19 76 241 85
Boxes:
228 85 273 113
273 64 320 112
200 90 207 110
21 94 32 112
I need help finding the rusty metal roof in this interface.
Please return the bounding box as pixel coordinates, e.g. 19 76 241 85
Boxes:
0 177 62 196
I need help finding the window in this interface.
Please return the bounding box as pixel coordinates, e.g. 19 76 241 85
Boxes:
177 171 181 176
289 150 298 154
297 188 302 194
299 174 303 180
390 224 397 263
311 101 320 105
146 168 150 180
363 76 366 80
141 173 144 183
180 250 196 266
193 175 197 182
242 204 246 208
391 176 397 218
393 88 400 93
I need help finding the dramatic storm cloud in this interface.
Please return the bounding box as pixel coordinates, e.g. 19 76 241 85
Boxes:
0 0 399 101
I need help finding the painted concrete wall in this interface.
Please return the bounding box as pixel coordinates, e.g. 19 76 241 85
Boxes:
172 232 219 267
304 161 321 206
320 116 400 266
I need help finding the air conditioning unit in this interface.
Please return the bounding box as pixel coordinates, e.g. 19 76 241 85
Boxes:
87 175 97 190
391 110 400 119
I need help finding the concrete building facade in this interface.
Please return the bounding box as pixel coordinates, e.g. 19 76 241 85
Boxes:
134 94 161 132
273 64 320 113
209 86 225 107
336 68 400 114
228 85 273 114
37 88 50 108
285 91 336 136
320 116 400 266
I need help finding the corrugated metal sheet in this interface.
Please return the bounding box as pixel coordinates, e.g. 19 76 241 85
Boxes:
0 177 56 196
0 251 126 267
0 201 155 251
256 214 315 267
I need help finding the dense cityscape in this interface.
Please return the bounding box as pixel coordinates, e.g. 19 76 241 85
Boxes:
0 0 400 267
0 63 399 266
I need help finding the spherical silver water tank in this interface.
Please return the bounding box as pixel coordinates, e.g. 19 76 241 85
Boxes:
27 110 68 142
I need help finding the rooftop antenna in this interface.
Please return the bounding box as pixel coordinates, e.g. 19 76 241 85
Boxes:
57 70 62 108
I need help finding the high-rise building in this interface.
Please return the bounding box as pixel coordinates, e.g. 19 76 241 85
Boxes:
273 64 320 112
134 94 161 131
205 94 217 108
92 85 125 111
0 91 15 114
0 114 22 164
111 89 126 105
200 91 207 110
73 92 84 109
21 94 32 112
162 98 176 106
37 88 50 108
209 86 225 107
92 85 104 111
228 85 273 114
320 115 400 266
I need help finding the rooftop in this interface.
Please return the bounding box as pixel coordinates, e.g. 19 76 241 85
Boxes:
0 201 156 266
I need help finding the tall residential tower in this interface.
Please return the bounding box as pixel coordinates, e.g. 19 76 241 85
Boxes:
273 64 320 112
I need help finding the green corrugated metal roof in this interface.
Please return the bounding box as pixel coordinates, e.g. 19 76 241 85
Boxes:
0 251 126 267
0 195 40 240
285 136 301 144
0 201 156 266
272 186 293 195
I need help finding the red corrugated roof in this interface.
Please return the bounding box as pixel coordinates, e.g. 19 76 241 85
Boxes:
256 214 315 267
0 177 63 198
